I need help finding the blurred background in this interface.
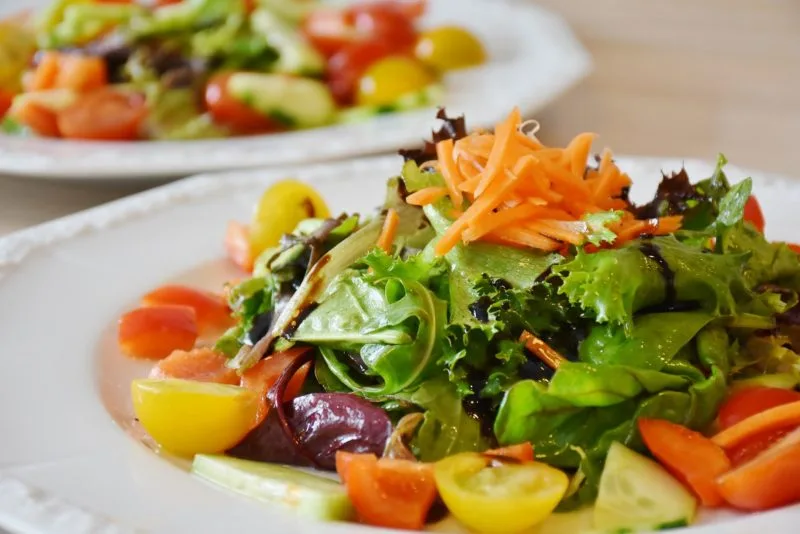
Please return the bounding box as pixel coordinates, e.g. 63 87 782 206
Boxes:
1 0 799 236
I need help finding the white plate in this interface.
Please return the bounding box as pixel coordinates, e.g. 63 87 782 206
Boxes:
0 0 590 181
0 154 799 533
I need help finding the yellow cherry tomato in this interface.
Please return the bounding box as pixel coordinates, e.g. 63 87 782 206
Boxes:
249 179 330 257
434 452 569 534
415 26 486 73
356 56 435 107
131 378 259 456
0 21 36 92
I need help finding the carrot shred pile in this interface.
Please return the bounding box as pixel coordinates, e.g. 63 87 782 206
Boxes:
406 108 683 256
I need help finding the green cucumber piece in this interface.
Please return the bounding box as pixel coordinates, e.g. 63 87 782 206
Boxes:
594 442 696 532
227 72 335 128
250 9 324 76
192 455 354 521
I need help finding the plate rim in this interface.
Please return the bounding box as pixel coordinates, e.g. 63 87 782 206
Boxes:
1 154 799 534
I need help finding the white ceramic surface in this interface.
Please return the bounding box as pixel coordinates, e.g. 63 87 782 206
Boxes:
0 0 590 180
0 154 799 533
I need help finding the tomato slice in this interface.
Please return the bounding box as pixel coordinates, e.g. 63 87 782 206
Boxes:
326 40 394 104
142 285 232 335
204 72 280 134
484 442 535 463
336 452 437 530
743 195 765 233
14 100 61 137
149 347 239 385
240 348 312 426
118 305 198 359
224 221 254 272
717 426 800 510
57 89 145 140
718 387 800 430
638 418 731 506
789 243 800 254
303 2 418 58
0 90 13 119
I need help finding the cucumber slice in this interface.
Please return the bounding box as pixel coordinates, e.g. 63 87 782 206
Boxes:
337 84 444 124
227 73 335 128
250 9 324 76
192 455 354 521
594 442 697 532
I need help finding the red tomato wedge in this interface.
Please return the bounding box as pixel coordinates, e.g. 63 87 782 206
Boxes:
13 100 60 137
118 305 198 359
743 195 765 233
0 90 14 119
142 285 232 334
54 55 107 92
204 72 279 134
719 387 800 430
303 2 417 57
484 442 535 463
713 400 800 450
57 89 145 140
149 348 239 385
224 221 254 272
240 348 312 426
336 452 437 530
789 243 800 254
717 426 800 511
326 40 394 104
638 418 731 507
717 387 800 464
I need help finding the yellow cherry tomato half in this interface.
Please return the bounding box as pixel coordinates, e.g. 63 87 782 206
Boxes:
131 378 259 456
356 56 435 107
415 26 486 73
434 453 569 534
249 179 330 257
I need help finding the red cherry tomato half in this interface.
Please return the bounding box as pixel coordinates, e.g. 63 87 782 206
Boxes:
787 243 800 254
717 427 800 511
141 285 233 334
326 40 395 104
743 195 765 233
0 90 14 119
718 387 800 430
204 72 280 135
118 305 198 360
13 100 61 137
57 89 146 140
303 2 418 58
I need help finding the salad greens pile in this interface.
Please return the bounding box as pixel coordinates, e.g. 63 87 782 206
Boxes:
216 117 800 507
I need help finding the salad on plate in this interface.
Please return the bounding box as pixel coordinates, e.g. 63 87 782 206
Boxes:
0 0 484 140
117 109 800 533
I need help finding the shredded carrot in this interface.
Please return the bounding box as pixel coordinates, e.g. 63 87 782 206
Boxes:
520 331 565 369
464 204 540 242
474 107 521 196
406 187 449 206
406 108 683 256
376 208 400 254
436 139 464 208
712 400 800 450
564 132 596 178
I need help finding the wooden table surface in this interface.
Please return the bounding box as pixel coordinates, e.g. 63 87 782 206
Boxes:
2 0 799 237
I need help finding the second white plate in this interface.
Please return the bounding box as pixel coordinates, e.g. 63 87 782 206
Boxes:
0 0 590 181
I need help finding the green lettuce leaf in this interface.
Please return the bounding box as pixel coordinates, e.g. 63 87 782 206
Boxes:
579 311 715 370
292 272 448 397
403 378 491 462
553 236 748 332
